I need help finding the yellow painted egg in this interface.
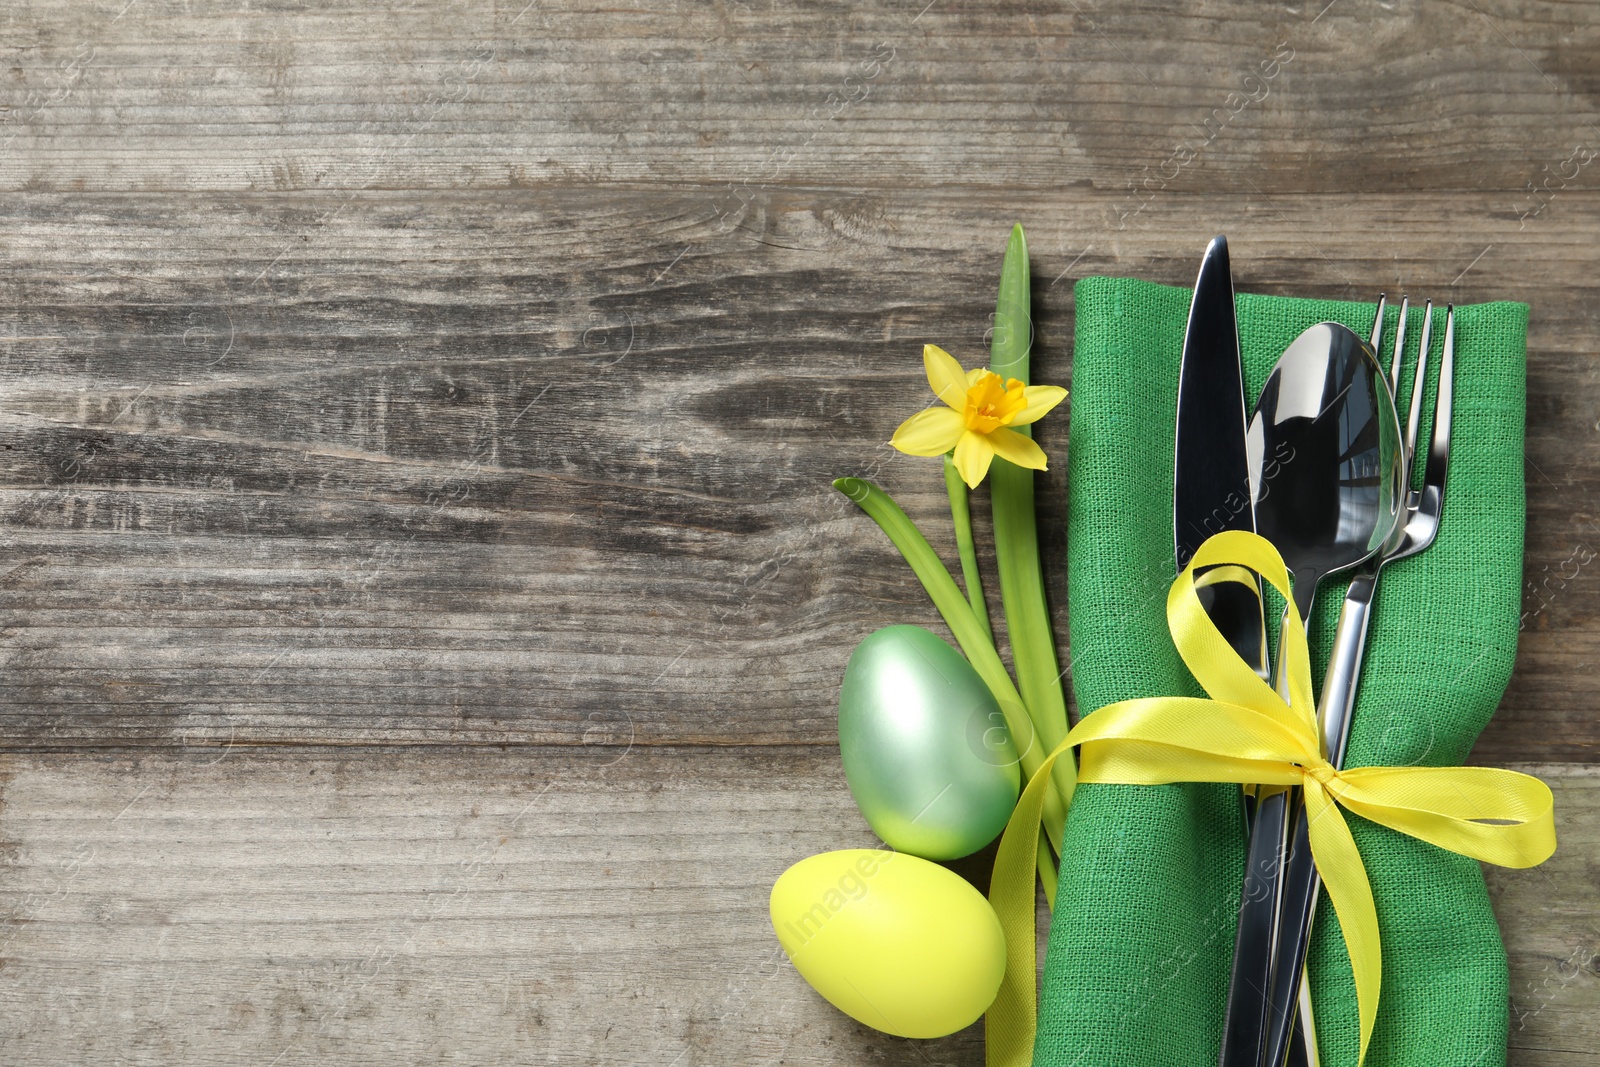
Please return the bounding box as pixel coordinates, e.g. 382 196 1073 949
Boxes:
769 848 1005 1038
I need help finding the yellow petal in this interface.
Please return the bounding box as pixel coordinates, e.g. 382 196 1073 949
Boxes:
953 431 996 487
890 407 965 456
1011 385 1068 427
965 367 986 386
987 426 1050 471
923 345 968 409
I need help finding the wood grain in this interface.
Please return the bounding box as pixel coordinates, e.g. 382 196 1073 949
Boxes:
2 1 1599 1062
0 746 1029 1067
0 188 1595 760
1490 764 1600 1066
2 0 1600 197
0 747 1589 1067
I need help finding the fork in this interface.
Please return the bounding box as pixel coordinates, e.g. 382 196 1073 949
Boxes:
1260 295 1457 1067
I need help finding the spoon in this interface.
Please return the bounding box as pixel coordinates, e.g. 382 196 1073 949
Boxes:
1219 320 1405 1067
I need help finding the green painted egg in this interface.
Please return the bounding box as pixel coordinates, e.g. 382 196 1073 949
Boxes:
838 625 1021 859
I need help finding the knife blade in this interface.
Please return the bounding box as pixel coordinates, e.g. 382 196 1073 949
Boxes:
1174 235 1264 673
1175 235 1255 568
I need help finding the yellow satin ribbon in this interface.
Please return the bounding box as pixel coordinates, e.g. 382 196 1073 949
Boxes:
986 530 1556 1067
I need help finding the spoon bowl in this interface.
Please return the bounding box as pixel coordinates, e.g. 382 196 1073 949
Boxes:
1247 321 1405 620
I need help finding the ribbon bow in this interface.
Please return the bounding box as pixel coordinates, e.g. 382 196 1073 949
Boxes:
986 530 1557 1067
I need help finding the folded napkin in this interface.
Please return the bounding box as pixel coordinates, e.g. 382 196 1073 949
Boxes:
1037 278 1528 1067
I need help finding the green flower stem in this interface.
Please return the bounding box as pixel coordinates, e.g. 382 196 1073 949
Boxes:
943 453 993 642
989 223 1077 838
834 476 1066 875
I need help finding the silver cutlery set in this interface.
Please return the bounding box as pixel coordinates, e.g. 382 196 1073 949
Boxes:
1174 237 1456 1067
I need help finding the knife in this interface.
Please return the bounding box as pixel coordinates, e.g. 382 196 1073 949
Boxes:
1175 237 1300 1067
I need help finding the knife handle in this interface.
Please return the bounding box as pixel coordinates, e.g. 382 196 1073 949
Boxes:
1263 803 1321 1067
1220 595 1308 1067
1219 783 1289 1067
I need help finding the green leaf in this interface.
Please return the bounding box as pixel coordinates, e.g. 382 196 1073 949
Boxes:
989 223 1077 817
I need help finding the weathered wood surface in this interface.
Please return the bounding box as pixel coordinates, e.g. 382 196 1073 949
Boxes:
2 0 1599 197
0 748 1590 1067
2 0 1599 1063
3 188 1600 762
0 746 1050 1066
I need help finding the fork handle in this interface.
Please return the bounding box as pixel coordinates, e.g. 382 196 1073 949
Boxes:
1262 575 1378 1067
1318 573 1377 763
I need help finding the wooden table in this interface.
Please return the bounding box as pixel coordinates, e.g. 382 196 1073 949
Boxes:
1 2 1595 1063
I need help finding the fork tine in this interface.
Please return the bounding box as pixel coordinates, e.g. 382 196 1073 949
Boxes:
1420 304 1455 496
1390 296 1411 394
1402 299 1433 478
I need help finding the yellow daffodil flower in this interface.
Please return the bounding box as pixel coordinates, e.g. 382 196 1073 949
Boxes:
890 344 1068 488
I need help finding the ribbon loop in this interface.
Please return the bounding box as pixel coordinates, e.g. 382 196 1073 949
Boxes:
986 531 1557 1067
1170 531 1302 717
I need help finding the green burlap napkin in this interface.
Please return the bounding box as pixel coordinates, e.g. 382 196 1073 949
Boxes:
1035 278 1528 1067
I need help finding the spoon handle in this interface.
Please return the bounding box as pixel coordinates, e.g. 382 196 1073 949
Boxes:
1261 575 1378 1067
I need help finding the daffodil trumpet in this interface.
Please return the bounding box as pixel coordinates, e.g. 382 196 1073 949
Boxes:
984 530 1557 1067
